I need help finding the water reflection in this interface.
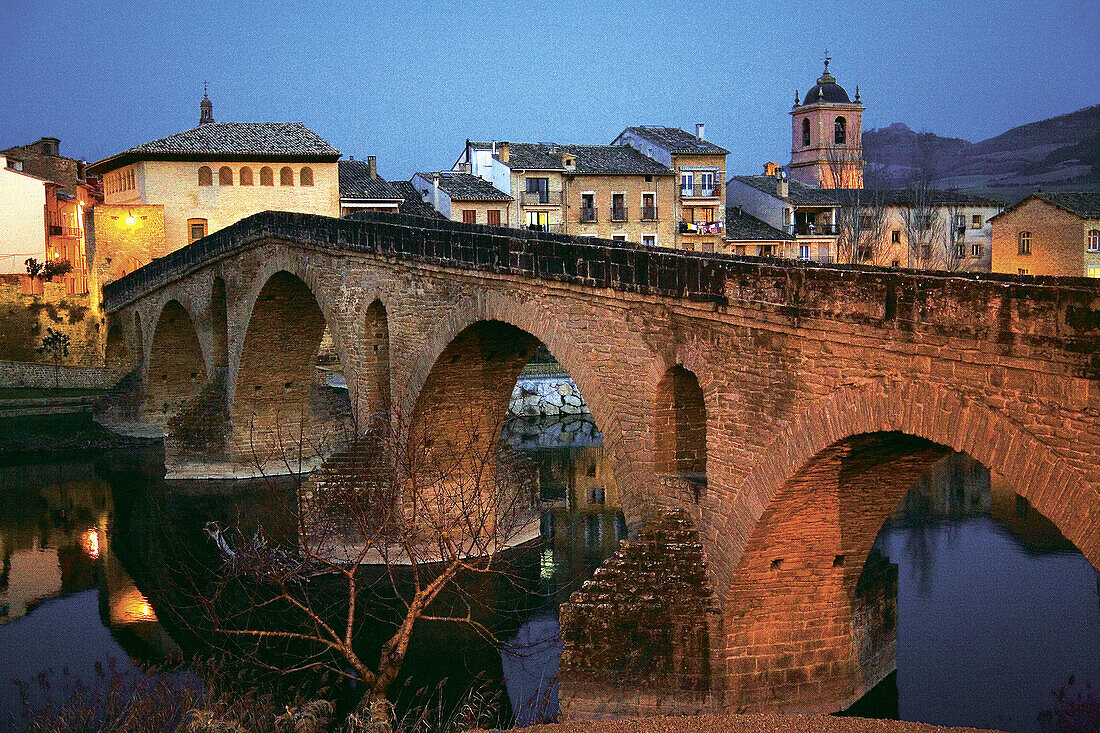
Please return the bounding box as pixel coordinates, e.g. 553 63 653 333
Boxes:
0 437 1096 733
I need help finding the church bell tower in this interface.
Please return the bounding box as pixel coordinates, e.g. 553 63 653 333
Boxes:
199 83 215 125
789 55 864 189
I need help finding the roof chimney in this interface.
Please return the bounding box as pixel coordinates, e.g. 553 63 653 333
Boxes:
367 155 377 180
498 142 509 164
776 169 788 199
764 161 780 177
695 123 705 140
431 172 440 211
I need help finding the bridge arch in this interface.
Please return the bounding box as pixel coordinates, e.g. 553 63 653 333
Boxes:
104 314 131 369
210 276 229 370
653 365 707 482
402 291 649 520
229 269 352 473
143 299 207 426
710 378 1099 712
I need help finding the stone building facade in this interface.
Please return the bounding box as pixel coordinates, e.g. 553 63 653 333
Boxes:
990 192 1100 277
411 171 515 226
87 94 340 263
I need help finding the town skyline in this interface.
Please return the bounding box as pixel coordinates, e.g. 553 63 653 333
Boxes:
2 0 1097 180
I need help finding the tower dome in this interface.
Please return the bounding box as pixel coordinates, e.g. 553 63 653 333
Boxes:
798 56 856 106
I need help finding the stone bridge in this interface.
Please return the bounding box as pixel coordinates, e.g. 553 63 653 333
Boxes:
101 210 1100 718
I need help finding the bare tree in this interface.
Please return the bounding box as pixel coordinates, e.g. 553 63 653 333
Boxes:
942 199 968 272
901 181 945 270
199 406 539 731
825 146 891 266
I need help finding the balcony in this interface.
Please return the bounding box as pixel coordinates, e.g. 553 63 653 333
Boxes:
640 206 658 221
679 220 724 235
521 190 563 206
679 183 722 198
579 207 598 223
788 223 839 236
525 223 565 234
610 206 628 222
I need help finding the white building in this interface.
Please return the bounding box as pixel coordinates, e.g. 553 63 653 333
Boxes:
0 155 48 275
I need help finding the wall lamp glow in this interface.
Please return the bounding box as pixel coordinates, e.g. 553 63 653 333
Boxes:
125 213 137 226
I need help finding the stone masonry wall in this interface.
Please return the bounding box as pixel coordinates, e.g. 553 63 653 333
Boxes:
0 276 101 366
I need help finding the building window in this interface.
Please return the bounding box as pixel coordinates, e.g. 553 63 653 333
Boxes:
611 193 626 221
955 243 966 258
971 243 983 257
891 229 901 243
891 259 901 268
1088 229 1100 251
188 218 208 244
802 118 811 147
487 209 501 226
526 210 548 231
954 214 966 230
834 117 847 145
240 167 254 185
260 167 274 186
799 244 811 259
280 167 294 186
1018 231 1031 255
702 241 714 253
525 177 549 203
1018 268 1030 275
587 488 606 505
1088 266 1100 278
613 234 627 241
462 209 476 224
642 234 656 247
300 167 314 186
198 166 213 186
972 214 984 229
218 166 233 185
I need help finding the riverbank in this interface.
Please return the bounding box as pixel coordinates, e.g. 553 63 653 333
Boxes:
0 409 158 459
515 714 998 733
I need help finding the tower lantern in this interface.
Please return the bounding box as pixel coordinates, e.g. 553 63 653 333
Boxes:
199 83 214 125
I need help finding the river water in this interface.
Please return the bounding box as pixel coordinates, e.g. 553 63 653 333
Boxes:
0 414 1096 732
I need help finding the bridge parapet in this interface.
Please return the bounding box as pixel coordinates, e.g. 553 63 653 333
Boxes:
103 211 1100 376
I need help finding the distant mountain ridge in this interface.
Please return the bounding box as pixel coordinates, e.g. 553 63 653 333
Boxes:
863 104 1100 199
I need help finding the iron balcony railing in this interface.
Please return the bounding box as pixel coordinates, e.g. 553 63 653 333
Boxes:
680 183 721 198
579 207 598 223
610 206 628 222
521 190 563 206
789 223 839 236
640 206 658 221
525 223 565 234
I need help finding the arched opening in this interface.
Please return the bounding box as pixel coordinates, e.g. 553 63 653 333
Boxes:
653 365 706 483
280 166 294 186
231 271 351 473
210 277 228 369
835 116 847 145
356 299 390 423
300 167 314 186
306 319 622 724
260 167 274 186
802 118 811 147
240 167 254 186
218 166 233 185
197 166 212 186
144 301 206 427
104 315 130 369
723 430 1099 727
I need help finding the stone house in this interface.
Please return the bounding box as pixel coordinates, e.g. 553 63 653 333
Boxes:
86 93 341 270
411 171 514 226
990 191 1100 277
726 171 840 262
611 125 728 252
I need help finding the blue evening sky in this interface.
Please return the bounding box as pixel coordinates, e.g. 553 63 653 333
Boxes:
1 0 1097 180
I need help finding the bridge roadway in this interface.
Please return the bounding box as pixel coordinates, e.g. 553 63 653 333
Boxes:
101 210 1100 719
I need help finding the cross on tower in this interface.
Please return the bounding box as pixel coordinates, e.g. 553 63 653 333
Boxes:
203 80 209 97
824 49 831 72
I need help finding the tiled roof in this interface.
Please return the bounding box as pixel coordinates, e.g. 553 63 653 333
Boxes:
724 207 794 241
621 126 729 155
339 160 404 201
834 188 1005 208
390 181 447 219
1034 191 1100 218
496 143 566 170
545 145 672 175
731 175 839 206
421 172 512 201
88 122 340 174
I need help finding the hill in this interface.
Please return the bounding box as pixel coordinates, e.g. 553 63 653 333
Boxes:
863 105 1100 199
